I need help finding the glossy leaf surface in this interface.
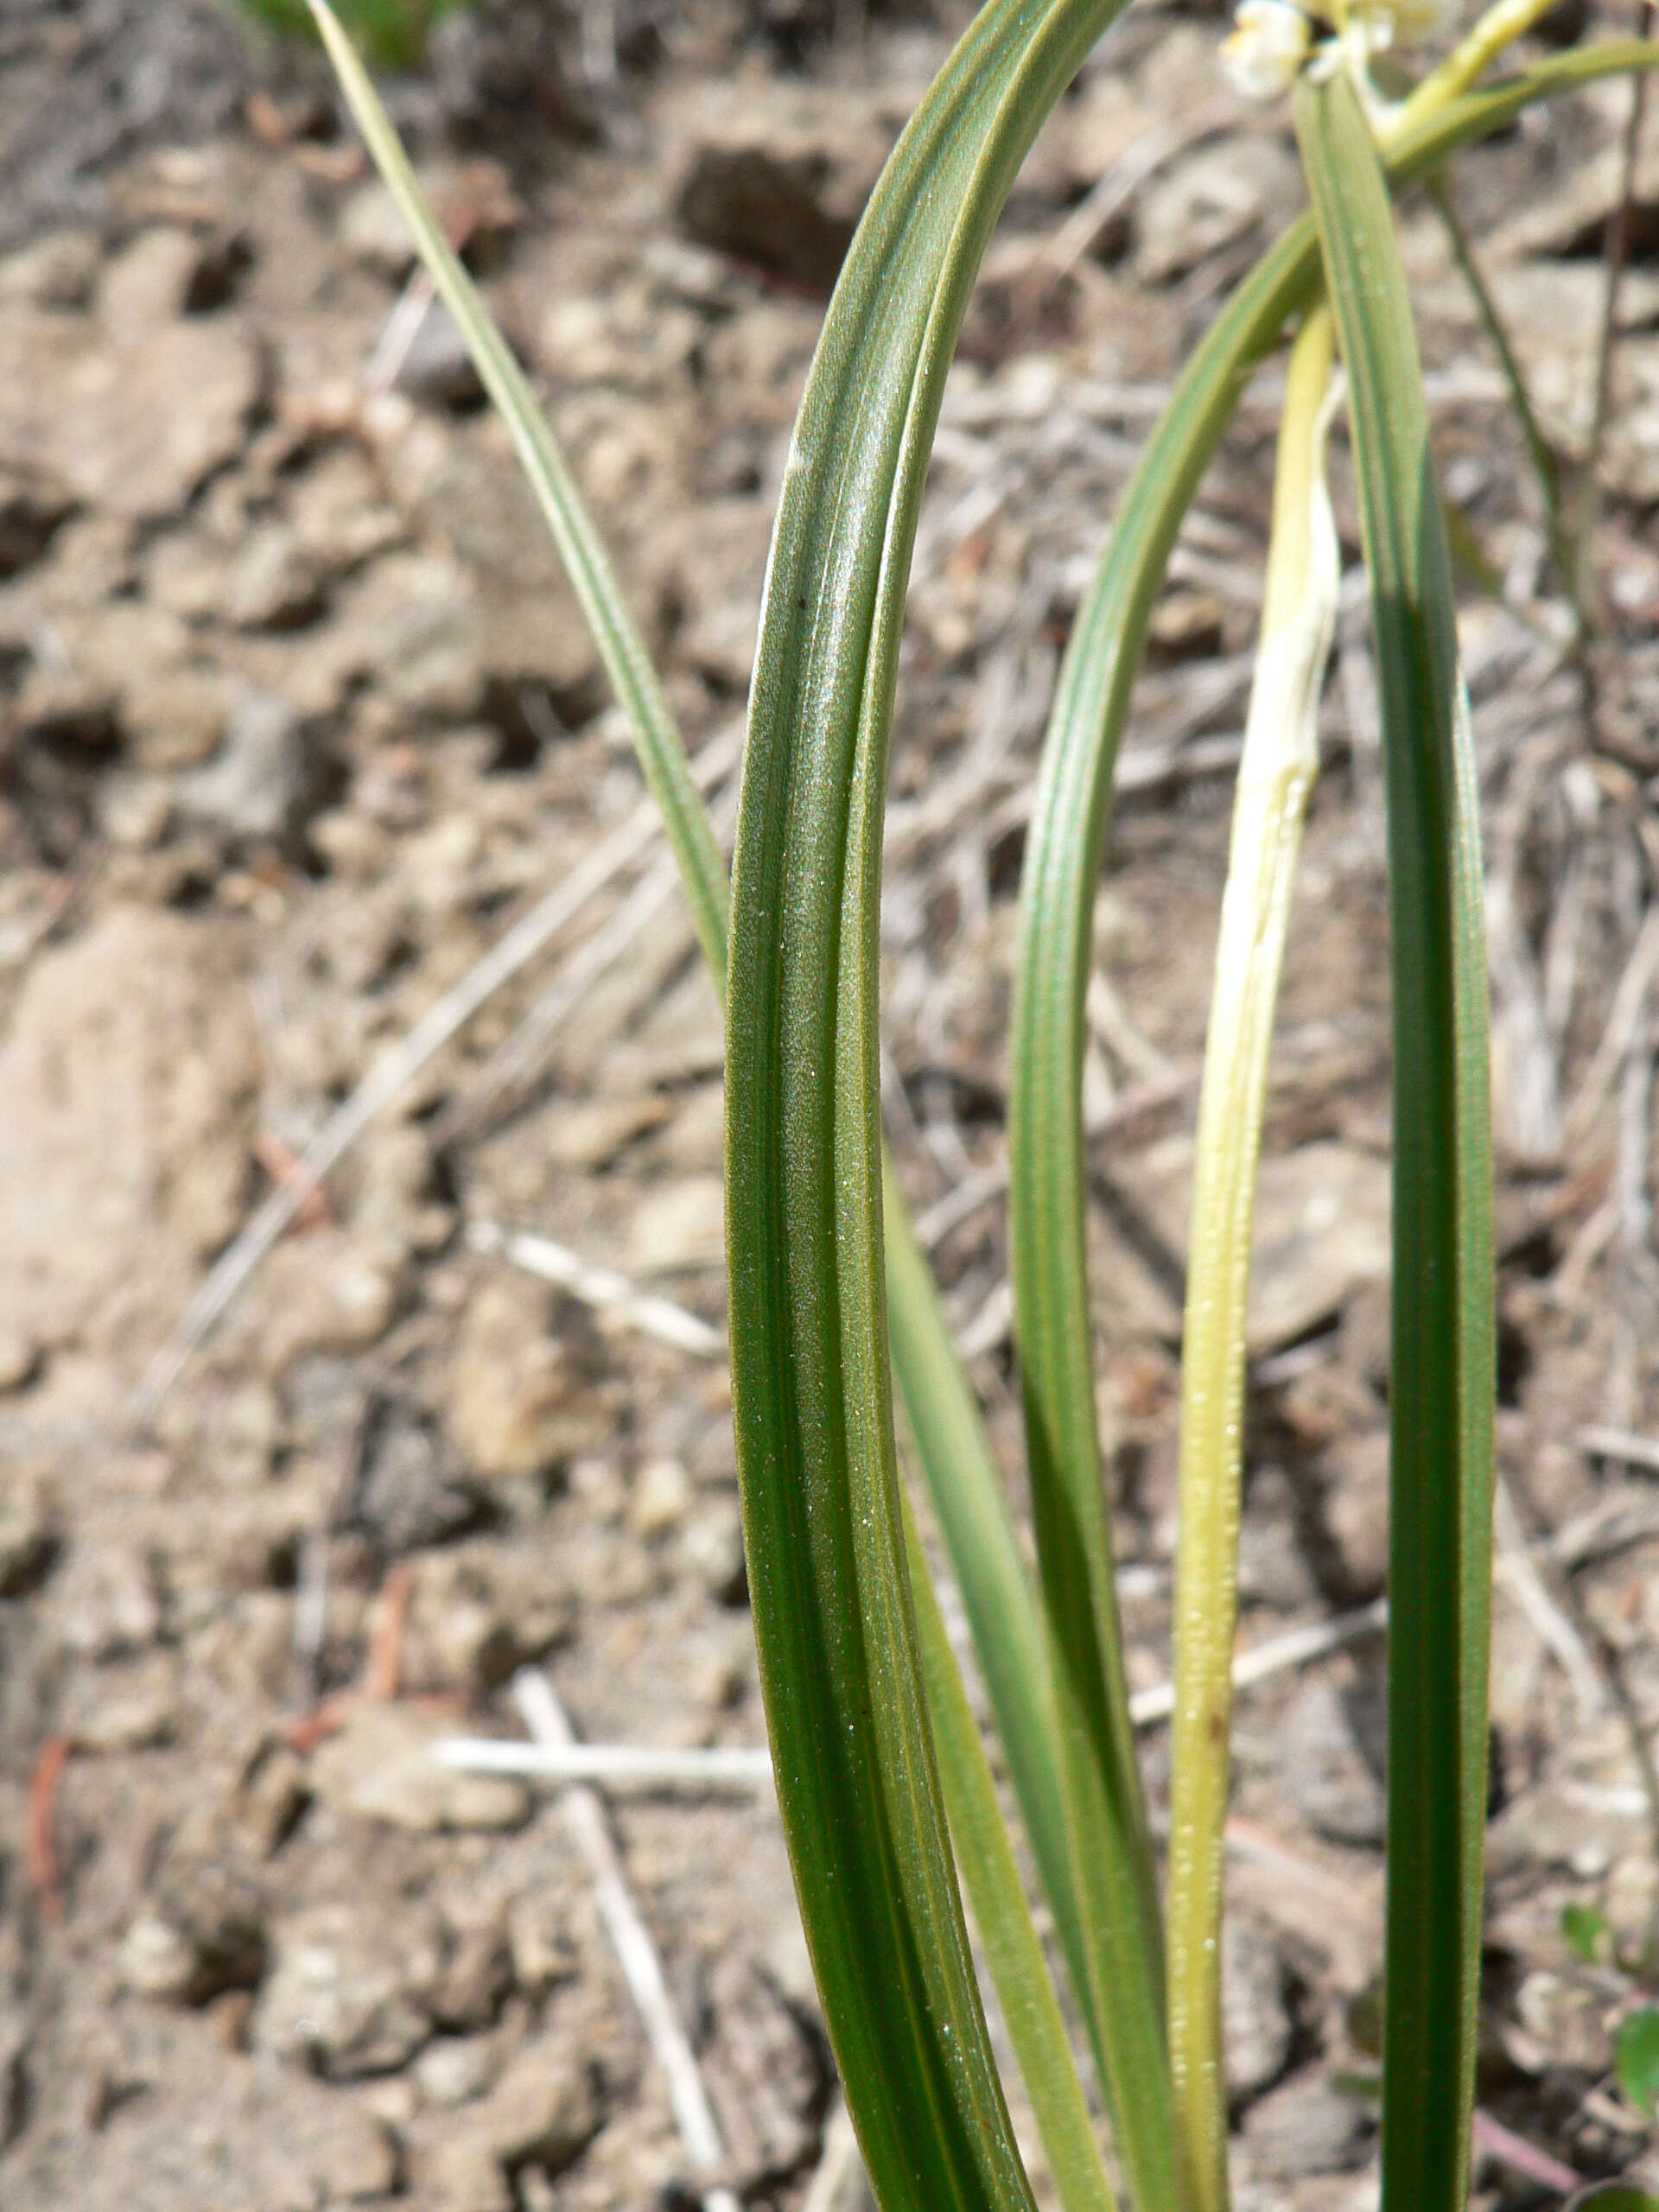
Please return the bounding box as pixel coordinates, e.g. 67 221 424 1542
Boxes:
1296 70 1496 2212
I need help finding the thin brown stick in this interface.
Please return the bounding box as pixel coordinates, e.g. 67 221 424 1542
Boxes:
25 1735 72 1923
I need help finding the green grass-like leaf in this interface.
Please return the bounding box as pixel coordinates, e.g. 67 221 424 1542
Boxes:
1617 2007 1659 2120
310 7 1095 2030
725 0 1159 2194
884 1174 1106 2082
315 4 1659 2197
1294 69 1497 2212
902 1483 1118 2212
728 4 1137 2202
307 0 730 996
1006 46 1650 2204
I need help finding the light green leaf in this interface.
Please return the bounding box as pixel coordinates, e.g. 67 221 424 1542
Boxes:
1294 69 1496 2212
306 0 728 997
1617 2008 1659 2120
903 1484 1117 2212
1562 1902 1611 1966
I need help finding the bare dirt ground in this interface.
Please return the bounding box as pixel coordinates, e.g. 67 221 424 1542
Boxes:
3 2 1659 2206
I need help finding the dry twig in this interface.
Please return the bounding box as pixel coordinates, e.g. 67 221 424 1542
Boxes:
512 1670 741 2212
467 1219 722 1357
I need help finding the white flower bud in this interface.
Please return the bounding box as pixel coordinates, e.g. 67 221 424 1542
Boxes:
1220 0 1314 101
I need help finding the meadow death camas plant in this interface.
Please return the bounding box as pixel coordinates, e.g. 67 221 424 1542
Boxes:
309 3 1659 2209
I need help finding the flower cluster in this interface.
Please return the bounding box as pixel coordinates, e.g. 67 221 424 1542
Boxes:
1220 0 1459 100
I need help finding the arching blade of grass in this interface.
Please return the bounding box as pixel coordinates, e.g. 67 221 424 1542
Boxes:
1166 300 1339 2212
307 0 728 995
1007 185 1327 2212
727 1 1147 2199
1000 46 1649 2208
315 11 1656 2201
314 0 1091 2098
901 1481 1118 2212
1294 71 1497 2212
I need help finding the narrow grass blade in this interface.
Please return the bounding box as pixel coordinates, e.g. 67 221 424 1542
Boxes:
307 0 728 995
901 1484 1117 2212
317 16 1653 2201
728 3 1140 2205
315 0 1089 2074
1165 302 1338 2212
1294 71 1497 2212
1007 188 1317 2212
1427 175 1576 613
1001 51 1643 2208
884 1173 1105 2085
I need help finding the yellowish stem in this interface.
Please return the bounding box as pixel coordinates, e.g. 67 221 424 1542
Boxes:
1166 302 1338 2212
1384 0 1576 141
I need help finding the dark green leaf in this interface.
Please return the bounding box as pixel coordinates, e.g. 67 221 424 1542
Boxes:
727 6 1135 2208
316 2 1095 2117
1295 70 1497 2212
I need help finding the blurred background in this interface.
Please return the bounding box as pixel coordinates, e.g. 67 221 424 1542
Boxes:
2 1 1659 2205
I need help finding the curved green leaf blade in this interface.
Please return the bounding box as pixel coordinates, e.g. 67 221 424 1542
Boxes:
884 1172 1106 2083
1294 70 1497 2212
314 0 1089 2084
902 1484 1117 2212
727 3 1135 2206
1002 38 1654 2203
1007 187 1317 2212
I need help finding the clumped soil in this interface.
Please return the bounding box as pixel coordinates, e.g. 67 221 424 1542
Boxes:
3 3 1659 2207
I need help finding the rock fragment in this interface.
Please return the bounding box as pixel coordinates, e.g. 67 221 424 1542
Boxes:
48 318 262 521
1222 1918 1295 2107
448 1278 615 1484
1279 1677 1386 1847
1241 2069 1374 2181
309 1701 531 1834
419 2040 601 2210
120 1857 267 2006
257 1898 440 2079
0 906 258 1370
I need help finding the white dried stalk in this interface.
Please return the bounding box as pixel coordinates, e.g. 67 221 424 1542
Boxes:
512 1670 741 2212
